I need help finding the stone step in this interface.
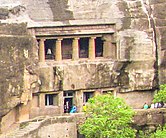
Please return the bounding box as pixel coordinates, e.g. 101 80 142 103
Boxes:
1 122 41 138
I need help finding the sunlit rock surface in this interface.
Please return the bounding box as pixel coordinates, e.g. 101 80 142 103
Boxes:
0 0 165 134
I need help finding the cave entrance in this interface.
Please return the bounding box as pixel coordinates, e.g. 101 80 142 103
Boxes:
45 94 58 106
45 39 55 60
62 38 72 59
83 91 94 103
63 91 74 113
95 37 103 57
79 37 89 58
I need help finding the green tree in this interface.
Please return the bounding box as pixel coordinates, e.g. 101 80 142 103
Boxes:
79 94 136 138
153 84 166 103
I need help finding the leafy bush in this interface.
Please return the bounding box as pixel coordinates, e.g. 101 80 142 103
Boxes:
153 84 166 103
138 125 166 138
150 125 166 138
79 94 136 138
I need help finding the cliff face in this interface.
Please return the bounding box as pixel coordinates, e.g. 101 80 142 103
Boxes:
35 0 165 92
0 0 165 119
152 0 166 84
0 23 38 117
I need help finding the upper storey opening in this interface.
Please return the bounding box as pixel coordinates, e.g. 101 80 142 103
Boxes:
30 23 116 63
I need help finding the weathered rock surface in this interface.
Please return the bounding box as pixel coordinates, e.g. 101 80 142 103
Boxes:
0 0 165 134
0 23 38 117
41 60 155 92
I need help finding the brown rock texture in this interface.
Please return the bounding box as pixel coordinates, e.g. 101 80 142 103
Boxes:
0 23 38 118
0 0 165 134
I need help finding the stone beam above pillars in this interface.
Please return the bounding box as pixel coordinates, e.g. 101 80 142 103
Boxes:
89 37 96 60
55 38 63 61
72 37 79 60
39 39 45 62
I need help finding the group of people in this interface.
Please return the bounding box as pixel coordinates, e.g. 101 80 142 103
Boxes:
143 101 164 109
64 102 87 114
69 103 87 113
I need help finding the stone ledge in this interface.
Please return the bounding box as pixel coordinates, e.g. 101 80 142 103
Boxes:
134 108 166 126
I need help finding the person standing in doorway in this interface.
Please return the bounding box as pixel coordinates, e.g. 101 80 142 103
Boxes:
70 104 77 113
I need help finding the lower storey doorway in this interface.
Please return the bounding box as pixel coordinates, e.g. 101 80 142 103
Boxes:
64 91 74 113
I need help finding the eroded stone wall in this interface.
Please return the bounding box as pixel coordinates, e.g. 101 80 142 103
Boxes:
40 60 155 92
1 109 166 138
0 23 38 119
152 1 166 84
0 0 165 135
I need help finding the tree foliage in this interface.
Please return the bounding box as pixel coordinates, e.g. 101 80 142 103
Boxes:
150 125 166 138
153 84 166 103
139 125 166 138
79 94 136 138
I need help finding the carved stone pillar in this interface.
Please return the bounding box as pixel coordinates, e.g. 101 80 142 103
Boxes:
72 37 79 60
89 37 96 60
55 38 62 61
58 91 64 115
39 94 45 108
39 39 45 62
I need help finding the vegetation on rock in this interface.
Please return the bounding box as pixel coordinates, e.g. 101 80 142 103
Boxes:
153 84 166 103
150 125 166 138
139 125 166 138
